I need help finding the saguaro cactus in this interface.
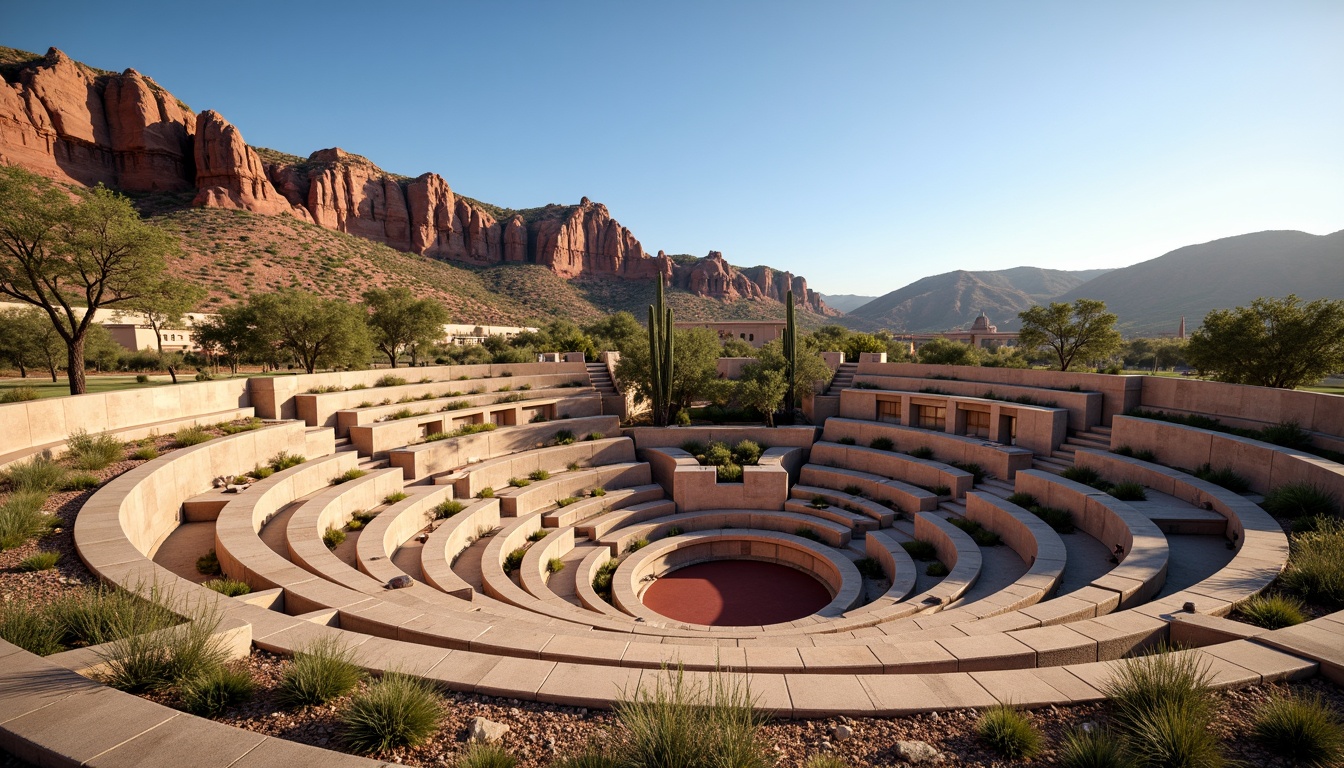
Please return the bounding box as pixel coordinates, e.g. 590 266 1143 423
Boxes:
782 289 797 424
648 276 674 426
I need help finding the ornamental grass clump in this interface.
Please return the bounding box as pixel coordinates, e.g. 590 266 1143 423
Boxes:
456 743 517 768
1057 726 1133 768
268 451 305 471
948 516 1002 546
1280 517 1344 606
977 704 1043 760
900 540 937 560
323 528 346 548
1110 481 1148 502
341 672 444 753
5 456 66 494
173 425 212 447
203 578 252 597
0 599 64 656
1103 647 1224 767
1030 504 1076 534
277 636 363 707
1252 690 1344 768
65 429 124 470
333 468 368 485
180 665 255 717
18 551 60 571
1238 593 1307 629
97 594 229 693
613 668 774 768
434 500 465 519
869 437 895 451
1263 484 1340 520
1193 464 1251 493
0 491 50 550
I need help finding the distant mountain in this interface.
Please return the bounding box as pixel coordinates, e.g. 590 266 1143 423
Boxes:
841 267 1110 332
820 294 880 313
1054 230 1344 336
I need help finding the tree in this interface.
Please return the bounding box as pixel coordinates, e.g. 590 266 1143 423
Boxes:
980 344 1029 368
617 327 721 421
842 332 887 363
0 167 175 394
250 290 372 374
584 311 643 354
0 307 64 380
811 325 851 352
83 324 123 373
116 277 206 383
193 303 261 375
363 287 449 368
1017 299 1123 372
1185 295 1344 389
751 339 833 407
736 365 788 427
917 337 982 366
720 337 755 358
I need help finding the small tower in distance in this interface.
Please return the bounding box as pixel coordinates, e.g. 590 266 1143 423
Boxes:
1178 316 1186 340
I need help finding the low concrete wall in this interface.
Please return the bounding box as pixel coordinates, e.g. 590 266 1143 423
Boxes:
853 362 1143 425
821 418 1034 480
453 438 636 499
334 383 594 436
1138 376 1344 438
851 373 1103 432
837 388 1067 456
349 394 602 457
387 415 619 480
1110 415 1344 499
626 425 819 449
652 446 796 512
810 442 973 498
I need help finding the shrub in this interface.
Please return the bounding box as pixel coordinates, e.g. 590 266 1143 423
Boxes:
733 439 763 465
547 557 566 574
627 537 650 553
440 400 471 411
530 469 550 481
978 704 1042 759
341 672 443 753
869 437 894 451
58 471 100 491
855 557 885 579
615 669 773 768
1237 593 1305 629
1057 726 1133 768
0 386 40 402
810 495 830 509
949 517 1002 546
717 462 744 483
926 561 949 576
495 393 524 404
1252 690 1344 768
901 540 937 560
180 665 255 717
98 595 229 693
323 528 346 548
587 432 605 441
1064 465 1106 487
50 585 175 649
131 446 160 461
174 425 211 447
1259 421 1315 451
553 429 577 445
333 468 368 484
1263 484 1340 519
592 559 619 600
268 451 305 471
1007 492 1038 508
1123 699 1225 768
1280 518 1344 606
704 442 733 466
386 407 417 420
552 743 616 768
345 519 364 531
930 484 952 496
1104 647 1215 737
567 461 581 471
508 477 531 488
1193 464 1251 493
1030 504 1076 534
666 526 684 536
591 487 606 497
793 526 821 541
434 500 465 518
842 484 865 497
203 578 252 597
528 529 550 541
950 461 987 484
452 423 497 437
908 446 935 460
5 456 67 494
196 549 222 576
0 598 66 655
0 492 49 550
19 551 60 571
1110 481 1148 501
374 374 406 387
456 743 517 768
277 636 363 707
680 440 706 457
65 429 124 470
837 436 857 445
384 491 408 504
503 547 527 572
477 487 495 498
218 417 263 434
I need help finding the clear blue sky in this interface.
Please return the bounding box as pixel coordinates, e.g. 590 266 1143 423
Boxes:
8 1 1343 296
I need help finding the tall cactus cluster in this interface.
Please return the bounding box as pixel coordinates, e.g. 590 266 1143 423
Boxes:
648 276 674 426
782 289 797 423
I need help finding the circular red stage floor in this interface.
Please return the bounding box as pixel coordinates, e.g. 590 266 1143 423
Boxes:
639 560 831 626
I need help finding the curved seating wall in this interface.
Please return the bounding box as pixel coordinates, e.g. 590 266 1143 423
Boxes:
799 464 938 514
837 388 1067 456
850 372 1104 431
910 512 983 610
453 437 635 499
544 484 666 528
285 469 406 591
418 499 502 599
350 394 603 456
626 425 818 450
1134 375 1344 440
788 485 895 527
1110 415 1344 500
389 415 620 480
354 485 456 583
811 441 973 497
499 463 650 516
333 378 593 435
821 418 1033 480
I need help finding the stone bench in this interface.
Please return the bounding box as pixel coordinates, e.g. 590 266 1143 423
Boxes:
836 389 1069 456
789 485 896 527
811 441 974 497
354 485 455 586
844 530 919 616
799 463 938 514
284 468 406 592
782 500 880 533
574 499 679 541
595 509 855 554
417 498 502 600
390 415 619 480
334 381 594 435
349 393 603 457
452 437 635 500
497 463 652 517
543 484 666 528
821 418 1034 480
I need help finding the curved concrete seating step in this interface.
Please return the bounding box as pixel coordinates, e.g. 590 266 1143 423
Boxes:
811 440 974 498
335 383 596 436
284 468 406 591
575 546 628 618
497 462 652 516
448 437 635 500
902 512 983 613
418 498 502 599
1014 470 1169 610
844 530 919 616
595 509 855 554
575 499 679 541
783 500 879 533
349 393 603 457
519 525 578 601
353 485 455 585
543 484 666 528
800 463 938 514
790 485 895 527
821 418 1034 480
393 415 620 481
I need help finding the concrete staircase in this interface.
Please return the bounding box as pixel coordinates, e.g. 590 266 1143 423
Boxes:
825 362 858 394
1031 425 1112 475
586 362 619 397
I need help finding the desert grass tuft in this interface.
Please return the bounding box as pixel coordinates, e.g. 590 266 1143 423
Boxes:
1263 483 1340 520
180 665 255 716
614 667 774 768
97 593 229 693
277 636 363 707
0 491 50 550
977 704 1043 759
18 551 60 571
5 457 66 494
1238 593 1307 629
1281 517 1344 606
1252 690 1344 768
456 743 517 768
1057 726 1134 768
203 578 252 597
1123 699 1225 768
0 599 64 655
341 672 443 753
65 429 124 470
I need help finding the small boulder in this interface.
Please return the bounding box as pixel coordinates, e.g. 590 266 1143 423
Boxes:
469 717 509 743
386 575 413 590
895 740 941 763
833 724 853 742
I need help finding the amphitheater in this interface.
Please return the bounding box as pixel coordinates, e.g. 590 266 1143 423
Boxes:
2 353 1342 765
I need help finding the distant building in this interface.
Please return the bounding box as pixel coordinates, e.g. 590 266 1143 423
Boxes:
900 312 1020 350
103 324 198 353
442 324 537 346
675 320 786 348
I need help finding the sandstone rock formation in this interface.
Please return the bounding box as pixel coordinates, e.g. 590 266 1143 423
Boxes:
0 46 833 314
0 48 194 191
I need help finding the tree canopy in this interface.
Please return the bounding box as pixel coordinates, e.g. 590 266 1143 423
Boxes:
249 290 372 374
1017 299 1123 372
0 166 176 393
362 287 449 368
1185 294 1344 389
616 326 721 419
916 337 982 366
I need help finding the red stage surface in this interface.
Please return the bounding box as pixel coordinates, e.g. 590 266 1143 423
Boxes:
639 560 831 626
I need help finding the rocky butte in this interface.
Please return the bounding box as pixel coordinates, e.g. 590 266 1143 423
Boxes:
0 47 832 314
